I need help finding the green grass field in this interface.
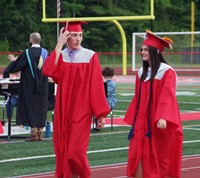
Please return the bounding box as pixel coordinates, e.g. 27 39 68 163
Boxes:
0 78 200 177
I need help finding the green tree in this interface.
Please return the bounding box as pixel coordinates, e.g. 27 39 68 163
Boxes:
0 0 199 53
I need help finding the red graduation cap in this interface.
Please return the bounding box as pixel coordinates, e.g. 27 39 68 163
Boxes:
143 30 173 52
60 21 87 32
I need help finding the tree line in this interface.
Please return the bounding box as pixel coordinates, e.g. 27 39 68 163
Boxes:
0 0 199 53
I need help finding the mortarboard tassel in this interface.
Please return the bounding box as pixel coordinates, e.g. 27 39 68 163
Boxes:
127 126 134 140
145 80 152 139
127 81 142 141
145 128 151 138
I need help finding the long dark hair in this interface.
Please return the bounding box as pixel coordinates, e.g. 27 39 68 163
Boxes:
141 46 168 81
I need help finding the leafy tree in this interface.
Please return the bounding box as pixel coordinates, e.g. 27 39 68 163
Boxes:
0 0 199 53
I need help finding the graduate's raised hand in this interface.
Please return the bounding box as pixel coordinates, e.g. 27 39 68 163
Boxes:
157 119 167 129
54 28 70 65
57 27 70 47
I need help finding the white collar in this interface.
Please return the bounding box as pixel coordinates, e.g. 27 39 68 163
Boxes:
31 44 41 48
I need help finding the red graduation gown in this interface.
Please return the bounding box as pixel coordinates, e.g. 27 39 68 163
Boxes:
124 63 183 178
42 47 110 178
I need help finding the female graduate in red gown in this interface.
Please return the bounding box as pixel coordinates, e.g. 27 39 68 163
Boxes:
42 21 110 178
124 30 183 178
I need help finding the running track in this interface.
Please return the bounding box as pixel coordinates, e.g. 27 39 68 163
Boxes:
17 155 200 178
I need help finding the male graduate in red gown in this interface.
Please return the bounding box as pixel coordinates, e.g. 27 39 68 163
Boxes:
42 21 110 178
124 30 183 178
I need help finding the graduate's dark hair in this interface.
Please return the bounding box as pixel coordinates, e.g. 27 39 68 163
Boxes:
141 46 168 81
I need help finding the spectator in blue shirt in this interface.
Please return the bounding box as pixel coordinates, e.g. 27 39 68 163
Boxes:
92 67 117 132
102 66 117 110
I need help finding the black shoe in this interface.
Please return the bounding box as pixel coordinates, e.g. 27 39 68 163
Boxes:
91 128 100 132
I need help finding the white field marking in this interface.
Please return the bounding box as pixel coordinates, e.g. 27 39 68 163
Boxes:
111 110 127 112
1 141 200 164
14 172 55 178
0 147 128 164
180 109 200 112
183 124 200 128
181 166 200 171
117 99 132 102
115 100 200 104
113 108 200 116
87 147 128 154
119 93 134 96
0 155 55 163
183 140 200 143
112 109 200 117
110 115 126 118
119 91 199 97
182 154 200 162
176 91 196 96
180 101 200 104
105 115 125 118
183 128 200 131
182 155 200 161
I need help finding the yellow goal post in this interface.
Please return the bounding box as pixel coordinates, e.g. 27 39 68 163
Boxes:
42 0 155 75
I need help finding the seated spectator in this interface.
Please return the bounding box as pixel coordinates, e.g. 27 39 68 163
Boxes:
92 67 117 132
102 67 117 110
5 96 18 127
3 61 20 127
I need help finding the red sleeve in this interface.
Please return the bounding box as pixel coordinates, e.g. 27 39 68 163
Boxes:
155 69 181 129
89 53 110 119
42 50 63 84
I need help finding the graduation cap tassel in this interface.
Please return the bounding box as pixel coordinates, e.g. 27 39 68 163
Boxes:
145 80 152 138
127 81 142 141
145 128 151 138
127 126 134 140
